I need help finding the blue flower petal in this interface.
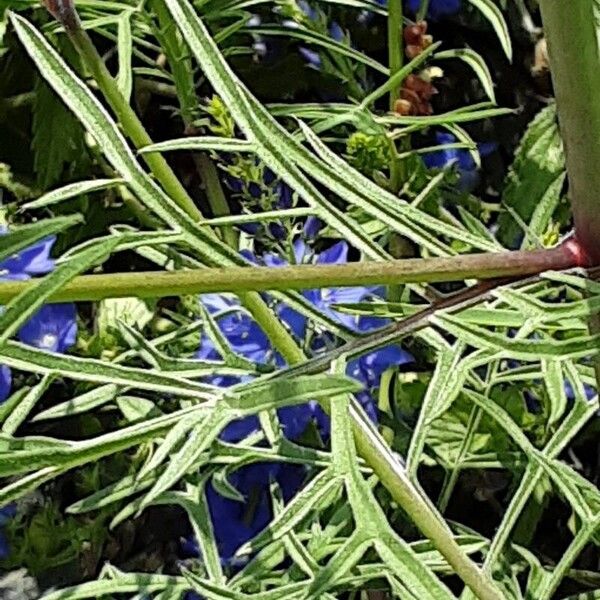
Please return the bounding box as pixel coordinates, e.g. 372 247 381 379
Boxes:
0 236 56 277
0 531 9 560
18 303 77 353
221 416 261 443
316 241 348 265
299 47 322 69
329 21 344 42
205 462 305 565
0 365 11 403
303 216 324 239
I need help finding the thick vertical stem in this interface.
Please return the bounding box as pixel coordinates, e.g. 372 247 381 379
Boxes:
388 0 404 110
387 0 404 193
538 0 600 264
539 2 600 390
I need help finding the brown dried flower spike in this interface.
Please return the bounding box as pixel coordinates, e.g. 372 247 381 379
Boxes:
43 0 81 31
404 21 433 59
395 73 437 116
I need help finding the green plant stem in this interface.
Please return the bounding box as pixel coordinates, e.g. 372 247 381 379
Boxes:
538 1 600 264
151 0 238 248
195 154 239 248
387 0 404 111
387 0 404 193
0 244 580 304
66 26 203 222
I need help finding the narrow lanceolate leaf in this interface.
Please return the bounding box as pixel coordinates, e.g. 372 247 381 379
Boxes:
465 0 513 61
0 341 217 399
0 235 120 346
140 409 230 509
543 360 568 425
406 344 467 477
243 25 389 74
236 469 343 557
2 373 54 435
116 9 133 102
0 215 82 264
297 120 500 253
39 574 188 600
0 404 209 478
32 384 121 421
140 137 255 154
154 488 225 584
229 374 362 412
434 314 600 360
22 178 123 210
435 48 496 103
66 470 159 514
0 467 61 509
138 409 209 478
143 374 360 506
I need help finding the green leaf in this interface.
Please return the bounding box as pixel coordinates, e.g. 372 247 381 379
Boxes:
162 0 501 257
406 344 467 477
32 384 120 421
243 24 388 74
543 360 568 425
0 341 217 399
9 12 245 271
434 314 600 360
32 72 88 189
22 178 123 210
38 574 187 600
140 137 255 154
435 48 496 103
116 9 133 102
97 295 155 346
236 469 343 557
465 0 513 60
66 470 159 514
140 409 230 509
2 373 54 436
498 104 565 247
0 404 209 478
0 215 82 263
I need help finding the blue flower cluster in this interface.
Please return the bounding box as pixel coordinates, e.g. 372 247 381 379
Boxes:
0 232 78 562
190 239 412 566
422 131 496 193
0 234 77 402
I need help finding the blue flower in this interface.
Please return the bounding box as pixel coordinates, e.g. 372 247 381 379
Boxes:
197 293 312 443
191 240 415 568
564 380 596 402
303 216 324 240
18 304 77 353
0 233 78 403
204 462 306 566
0 236 55 280
0 366 11 404
406 0 462 19
422 132 496 192
198 241 414 440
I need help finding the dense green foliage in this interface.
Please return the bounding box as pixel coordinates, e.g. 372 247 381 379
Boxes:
0 1 598 599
